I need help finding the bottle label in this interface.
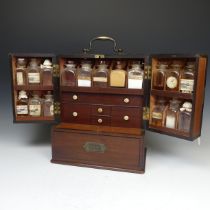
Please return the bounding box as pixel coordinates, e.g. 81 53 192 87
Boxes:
180 79 194 93
16 105 28 115
28 73 40 84
152 112 162 119
17 72 24 85
128 78 143 89
166 116 176 129
93 77 107 82
50 105 54 116
78 79 91 87
29 105 41 116
166 76 178 89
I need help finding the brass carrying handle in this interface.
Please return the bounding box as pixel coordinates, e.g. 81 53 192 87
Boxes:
83 36 123 53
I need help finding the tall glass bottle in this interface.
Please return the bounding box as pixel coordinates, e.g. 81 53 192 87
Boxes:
61 60 77 86
16 91 28 116
153 63 167 90
16 58 27 86
42 59 53 86
110 61 126 87
43 91 54 117
128 61 144 89
29 93 42 116
28 58 41 85
77 61 92 87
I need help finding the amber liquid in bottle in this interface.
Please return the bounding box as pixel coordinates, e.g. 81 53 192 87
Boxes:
153 64 167 90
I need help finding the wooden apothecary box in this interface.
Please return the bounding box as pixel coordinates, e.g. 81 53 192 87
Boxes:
10 37 208 173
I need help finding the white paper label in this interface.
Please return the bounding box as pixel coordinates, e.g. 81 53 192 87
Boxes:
128 78 143 89
28 73 40 84
152 112 162 119
16 105 28 115
166 76 178 89
93 77 107 82
29 105 41 116
78 79 91 87
180 79 194 92
50 105 54 116
17 72 24 85
166 116 176 128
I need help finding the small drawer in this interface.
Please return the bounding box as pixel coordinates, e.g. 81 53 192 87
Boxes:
92 105 111 115
91 115 111 126
61 93 92 103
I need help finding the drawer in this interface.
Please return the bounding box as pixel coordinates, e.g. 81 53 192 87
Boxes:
91 115 111 126
92 105 111 115
61 103 91 124
52 128 144 168
111 107 142 128
61 93 92 103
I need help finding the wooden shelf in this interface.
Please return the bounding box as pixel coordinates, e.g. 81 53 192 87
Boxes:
14 85 54 91
15 116 55 122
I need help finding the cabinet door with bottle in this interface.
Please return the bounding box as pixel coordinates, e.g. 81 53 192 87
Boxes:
10 54 60 122
148 54 207 140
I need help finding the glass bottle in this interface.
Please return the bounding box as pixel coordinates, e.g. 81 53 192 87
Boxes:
110 61 126 87
165 99 181 129
178 102 192 132
128 61 144 89
180 63 195 93
29 93 42 116
16 91 28 116
153 63 167 90
28 58 41 85
16 58 27 86
61 60 77 86
151 99 166 127
92 61 108 87
41 59 53 86
77 61 92 87
43 91 54 117
165 64 181 91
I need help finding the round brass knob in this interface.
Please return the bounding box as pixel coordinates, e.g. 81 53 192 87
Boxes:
72 95 78 100
97 108 103 113
124 98 130 103
72 112 78 117
98 119 103 124
124 115 129 121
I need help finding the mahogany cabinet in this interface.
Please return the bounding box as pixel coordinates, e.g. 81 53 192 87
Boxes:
10 36 208 173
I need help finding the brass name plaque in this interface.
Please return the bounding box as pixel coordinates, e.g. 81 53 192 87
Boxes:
83 142 106 153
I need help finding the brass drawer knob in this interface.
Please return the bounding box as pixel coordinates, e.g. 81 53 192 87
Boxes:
72 112 78 117
97 108 103 113
124 98 130 103
98 118 103 124
72 95 78 100
124 115 129 121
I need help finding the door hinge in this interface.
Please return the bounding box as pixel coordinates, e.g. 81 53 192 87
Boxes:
143 107 150 120
54 102 61 115
53 64 60 77
144 65 152 80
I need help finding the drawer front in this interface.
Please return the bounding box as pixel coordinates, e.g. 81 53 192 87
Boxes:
111 107 142 128
52 130 143 167
61 93 92 103
91 115 111 126
92 105 111 116
61 103 91 124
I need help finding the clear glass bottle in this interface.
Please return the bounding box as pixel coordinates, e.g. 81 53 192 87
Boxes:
77 61 92 87
151 98 166 127
29 93 42 116
41 59 53 86
28 58 41 85
43 91 54 117
16 58 27 86
92 61 108 87
165 99 181 129
165 64 181 91
61 60 77 86
16 91 28 116
178 102 192 132
153 63 167 90
110 61 126 87
128 61 144 89
180 63 195 93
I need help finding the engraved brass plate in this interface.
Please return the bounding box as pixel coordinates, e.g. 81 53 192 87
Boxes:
94 54 105 58
83 142 106 153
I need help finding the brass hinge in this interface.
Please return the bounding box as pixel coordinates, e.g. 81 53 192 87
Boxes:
54 102 61 115
94 54 105 58
143 107 150 120
53 64 60 77
144 65 152 80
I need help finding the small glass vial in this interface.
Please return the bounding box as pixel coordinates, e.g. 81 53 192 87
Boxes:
165 99 181 129
178 102 192 132
110 61 126 87
180 63 195 93
128 61 144 89
29 93 42 116
151 99 166 127
43 91 54 117
28 58 41 85
165 64 181 91
16 58 27 86
92 61 108 87
16 91 28 116
41 59 53 86
77 61 92 87
61 61 77 86
153 63 167 90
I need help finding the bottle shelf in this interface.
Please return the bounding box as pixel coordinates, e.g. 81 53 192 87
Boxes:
15 116 55 122
14 85 54 91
